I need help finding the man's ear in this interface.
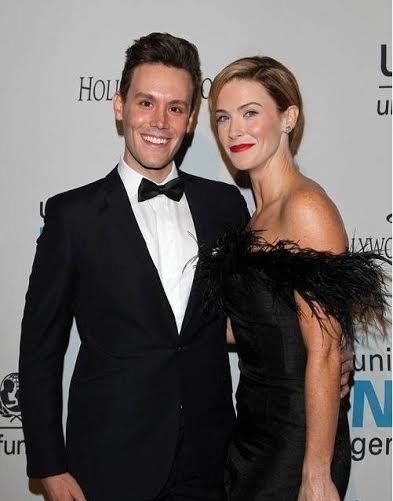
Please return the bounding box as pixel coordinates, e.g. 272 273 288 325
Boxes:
187 109 197 134
113 91 124 121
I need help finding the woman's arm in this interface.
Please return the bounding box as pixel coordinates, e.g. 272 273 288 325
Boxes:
282 188 347 500
296 294 342 500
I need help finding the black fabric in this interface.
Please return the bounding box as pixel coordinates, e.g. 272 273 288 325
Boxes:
154 412 227 501
199 227 390 347
138 176 185 202
198 228 389 500
19 167 250 501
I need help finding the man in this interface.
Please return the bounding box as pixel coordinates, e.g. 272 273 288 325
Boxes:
19 33 351 501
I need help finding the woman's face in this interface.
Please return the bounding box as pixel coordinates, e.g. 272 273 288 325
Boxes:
215 79 286 171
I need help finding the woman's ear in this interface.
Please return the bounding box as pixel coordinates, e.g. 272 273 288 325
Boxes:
282 105 299 132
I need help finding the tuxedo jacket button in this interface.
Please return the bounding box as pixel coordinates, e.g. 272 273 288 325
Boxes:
176 343 183 352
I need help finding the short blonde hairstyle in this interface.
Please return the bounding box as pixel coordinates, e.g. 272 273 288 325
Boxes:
209 56 304 156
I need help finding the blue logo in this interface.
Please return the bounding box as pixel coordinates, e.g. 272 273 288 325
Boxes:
352 380 392 427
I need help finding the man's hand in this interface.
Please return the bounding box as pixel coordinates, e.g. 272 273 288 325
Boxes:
340 343 354 398
41 472 86 501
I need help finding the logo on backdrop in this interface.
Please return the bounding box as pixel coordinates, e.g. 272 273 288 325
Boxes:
0 373 21 424
77 76 214 102
349 212 392 463
350 212 392 259
377 44 392 116
201 78 212 100
78 77 120 101
0 372 25 456
39 200 46 234
350 346 392 463
78 45 392 110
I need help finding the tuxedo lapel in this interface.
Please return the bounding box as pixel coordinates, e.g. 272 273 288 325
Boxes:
179 172 212 337
102 168 178 338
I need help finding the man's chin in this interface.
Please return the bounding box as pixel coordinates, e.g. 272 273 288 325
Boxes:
141 164 171 171
123 149 176 173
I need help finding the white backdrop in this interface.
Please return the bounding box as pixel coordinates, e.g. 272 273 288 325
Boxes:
0 1 391 499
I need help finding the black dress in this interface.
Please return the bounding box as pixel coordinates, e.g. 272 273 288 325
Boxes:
199 229 388 501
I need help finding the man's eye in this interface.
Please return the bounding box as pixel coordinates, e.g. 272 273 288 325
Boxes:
140 101 152 107
170 106 183 113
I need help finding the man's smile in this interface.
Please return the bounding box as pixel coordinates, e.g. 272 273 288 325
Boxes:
141 134 170 145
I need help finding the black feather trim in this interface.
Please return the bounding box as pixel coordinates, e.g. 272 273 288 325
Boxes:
197 227 390 345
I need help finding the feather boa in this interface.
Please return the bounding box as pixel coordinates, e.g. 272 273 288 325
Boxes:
197 227 390 345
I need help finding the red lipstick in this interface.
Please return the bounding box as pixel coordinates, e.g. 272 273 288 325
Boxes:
229 143 255 153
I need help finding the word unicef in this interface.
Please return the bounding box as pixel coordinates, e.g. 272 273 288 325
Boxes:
351 380 391 428
350 347 392 462
377 43 392 116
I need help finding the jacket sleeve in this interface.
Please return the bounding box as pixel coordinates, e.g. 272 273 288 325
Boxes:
231 185 250 227
19 195 76 478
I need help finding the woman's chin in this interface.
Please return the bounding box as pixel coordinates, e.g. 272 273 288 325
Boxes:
232 163 254 172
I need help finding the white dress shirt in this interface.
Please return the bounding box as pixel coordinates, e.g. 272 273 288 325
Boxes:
118 157 198 333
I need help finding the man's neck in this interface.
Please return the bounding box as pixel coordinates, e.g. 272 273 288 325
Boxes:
122 157 175 184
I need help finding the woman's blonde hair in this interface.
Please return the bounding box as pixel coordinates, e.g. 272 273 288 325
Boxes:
209 56 304 155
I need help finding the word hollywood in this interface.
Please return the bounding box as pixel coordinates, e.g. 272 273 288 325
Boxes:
78 77 120 102
78 76 213 102
350 213 392 260
350 236 392 260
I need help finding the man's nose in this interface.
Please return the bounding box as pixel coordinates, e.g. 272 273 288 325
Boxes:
150 106 169 129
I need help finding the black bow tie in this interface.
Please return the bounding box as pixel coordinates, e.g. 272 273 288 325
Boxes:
138 177 185 202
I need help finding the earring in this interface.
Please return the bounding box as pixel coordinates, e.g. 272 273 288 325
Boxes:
285 125 292 134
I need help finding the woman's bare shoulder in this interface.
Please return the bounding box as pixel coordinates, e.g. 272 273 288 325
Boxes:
281 178 347 252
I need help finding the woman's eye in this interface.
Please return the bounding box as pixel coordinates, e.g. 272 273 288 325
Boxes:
216 115 229 123
244 110 258 118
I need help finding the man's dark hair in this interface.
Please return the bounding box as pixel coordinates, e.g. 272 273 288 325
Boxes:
119 32 202 111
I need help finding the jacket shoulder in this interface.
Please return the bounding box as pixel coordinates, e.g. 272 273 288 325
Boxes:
181 171 242 198
181 171 250 227
44 176 106 217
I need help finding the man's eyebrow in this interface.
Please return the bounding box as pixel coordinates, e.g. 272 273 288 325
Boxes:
135 91 191 108
134 92 155 100
168 99 189 107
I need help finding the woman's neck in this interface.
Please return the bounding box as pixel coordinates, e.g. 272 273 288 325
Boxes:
250 152 299 215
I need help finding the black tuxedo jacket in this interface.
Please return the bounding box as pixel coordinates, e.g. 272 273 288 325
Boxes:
19 167 249 501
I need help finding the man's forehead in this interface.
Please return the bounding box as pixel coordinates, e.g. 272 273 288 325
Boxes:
130 63 193 98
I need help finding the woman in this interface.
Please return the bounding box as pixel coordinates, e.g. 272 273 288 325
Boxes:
202 56 388 500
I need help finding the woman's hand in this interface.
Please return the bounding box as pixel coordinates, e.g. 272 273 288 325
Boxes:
298 476 340 501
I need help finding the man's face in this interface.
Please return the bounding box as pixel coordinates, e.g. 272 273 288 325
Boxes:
114 63 194 176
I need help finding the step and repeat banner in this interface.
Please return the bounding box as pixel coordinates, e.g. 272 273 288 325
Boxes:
0 1 391 499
